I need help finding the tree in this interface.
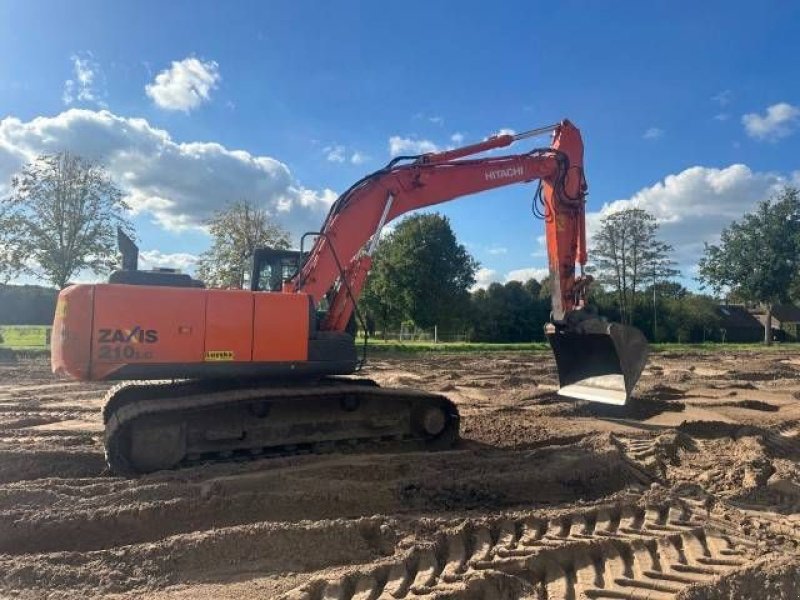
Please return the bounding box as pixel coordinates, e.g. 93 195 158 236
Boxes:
591 208 677 325
0 152 132 288
523 278 542 302
196 199 290 289
361 213 477 331
659 294 721 343
698 186 800 344
537 275 552 300
469 279 550 342
643 281 687 300
586 280 621 322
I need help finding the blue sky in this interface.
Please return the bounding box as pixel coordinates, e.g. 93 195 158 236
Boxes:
1 1 799 287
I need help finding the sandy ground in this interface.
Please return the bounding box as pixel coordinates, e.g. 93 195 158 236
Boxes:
2 350 800 599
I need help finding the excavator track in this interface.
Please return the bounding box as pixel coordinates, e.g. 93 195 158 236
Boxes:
102 378 459 476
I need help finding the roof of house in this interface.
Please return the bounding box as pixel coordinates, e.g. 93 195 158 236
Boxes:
772 304 800 323
716 305 763 329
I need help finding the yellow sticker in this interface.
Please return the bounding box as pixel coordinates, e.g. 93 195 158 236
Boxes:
55 298 67 318
204 350 235 361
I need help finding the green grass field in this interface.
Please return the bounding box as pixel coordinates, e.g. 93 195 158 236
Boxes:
359 338 800 354
1 325 796 356
358 339 551 353
0 325 50 349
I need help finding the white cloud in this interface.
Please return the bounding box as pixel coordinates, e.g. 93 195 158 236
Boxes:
742 102 800 141
323 144 345 163
472 265 550 291
379 222 396 240
63 52 106 107
713 113 730 121
323 145 368 165
532 234 547 258
145 57 220 112
712 90 732 106
72 272 109 285
587 164 797 271
388 129 513 157
493 128 516 137
486 246 507 255
643 127 664 140
472 267 498 291
505 267 549 284
0 109 336 239
350 151 368 165
388 136 439 156
412 112 444 125
139 249 199 273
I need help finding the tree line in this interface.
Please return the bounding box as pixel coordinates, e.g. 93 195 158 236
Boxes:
0 285 58 325
360 187 800 345
2 150 800 345
357 213 728 343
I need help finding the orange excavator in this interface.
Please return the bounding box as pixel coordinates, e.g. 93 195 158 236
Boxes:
52 120 648 475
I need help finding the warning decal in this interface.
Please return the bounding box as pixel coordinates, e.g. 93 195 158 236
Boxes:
204 350 235 361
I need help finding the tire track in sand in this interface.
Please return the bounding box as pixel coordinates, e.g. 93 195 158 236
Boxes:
283 501 760 600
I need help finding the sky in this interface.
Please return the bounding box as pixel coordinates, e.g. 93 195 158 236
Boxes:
1 1 799 289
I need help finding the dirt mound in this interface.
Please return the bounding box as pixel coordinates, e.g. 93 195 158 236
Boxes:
2 351 800 598
677 558 800 600
0 448 106 483
0 441 643 557
1 518 395 597
704 399 780 412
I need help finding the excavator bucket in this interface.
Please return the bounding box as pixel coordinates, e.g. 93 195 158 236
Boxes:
547 318 649 405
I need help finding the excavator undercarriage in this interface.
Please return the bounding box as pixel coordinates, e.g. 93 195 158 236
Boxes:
103 377 459 475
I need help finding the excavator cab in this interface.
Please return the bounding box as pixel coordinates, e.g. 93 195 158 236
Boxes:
547 315 649 406
248 248 303 292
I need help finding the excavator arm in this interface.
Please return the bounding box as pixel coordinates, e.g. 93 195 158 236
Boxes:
291 121 586 330
291 120 647 404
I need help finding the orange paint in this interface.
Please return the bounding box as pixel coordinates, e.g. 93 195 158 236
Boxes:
51 284 94 380
542 120 587 320
52 283 315 380
92 285 206 374
253 292 309 361
205 290 254 361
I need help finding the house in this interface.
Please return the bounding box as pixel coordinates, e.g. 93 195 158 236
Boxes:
716 305 763 343
752 304 800 342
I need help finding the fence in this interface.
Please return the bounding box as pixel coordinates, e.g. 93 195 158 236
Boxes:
0 326 51 349
370 325 470 343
